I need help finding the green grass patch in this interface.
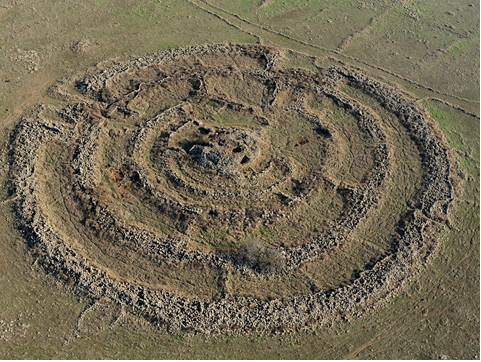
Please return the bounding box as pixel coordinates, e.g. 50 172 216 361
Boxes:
449 39 471 56
423 100 479 161
157 42 181 51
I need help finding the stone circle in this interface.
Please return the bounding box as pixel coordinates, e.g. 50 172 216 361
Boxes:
7 43 454 335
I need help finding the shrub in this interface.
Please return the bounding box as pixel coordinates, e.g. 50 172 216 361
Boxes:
237 237 285 274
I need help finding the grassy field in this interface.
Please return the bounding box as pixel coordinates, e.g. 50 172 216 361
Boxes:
0 0 478 359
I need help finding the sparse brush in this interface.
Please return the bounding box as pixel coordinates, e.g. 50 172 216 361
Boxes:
199 135 210 146
237 237 285 274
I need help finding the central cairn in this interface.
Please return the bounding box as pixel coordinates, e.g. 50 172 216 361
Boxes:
8 44 453 335
189 127 262 175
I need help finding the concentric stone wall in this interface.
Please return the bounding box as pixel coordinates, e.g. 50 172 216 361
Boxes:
8 44 453 335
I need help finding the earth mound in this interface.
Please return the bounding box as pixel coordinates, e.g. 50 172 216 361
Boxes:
7 43 454 335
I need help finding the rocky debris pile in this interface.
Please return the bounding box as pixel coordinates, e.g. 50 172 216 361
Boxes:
8 44 453 335
10 49 40 74
70 40 94 56
189 127 262 175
